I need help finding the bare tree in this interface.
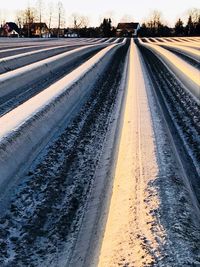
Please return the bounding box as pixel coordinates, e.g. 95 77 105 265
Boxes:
80 16 89 28
70 13 89 29
188 8 200 23
24 7 36 24
15 10 25 36
148 10 162 29
144 10 165 36
57 1 64 37
141 10 171 37
16 10 24 29
36 0 44 37
47 2 54 30
0 9 6 26
23 7 37 37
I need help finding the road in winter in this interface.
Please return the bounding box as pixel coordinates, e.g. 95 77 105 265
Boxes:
0 37 199 267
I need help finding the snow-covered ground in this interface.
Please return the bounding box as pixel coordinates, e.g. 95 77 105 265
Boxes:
138 38 200 101
0 37 199 266
98 39 200 267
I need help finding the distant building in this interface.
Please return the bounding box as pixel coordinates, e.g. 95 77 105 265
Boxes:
1 22 20 37
64 29 79 38
50 28 79 38
116 22 140 37
0 25 3 36
50 28 65 38
22 23 49 38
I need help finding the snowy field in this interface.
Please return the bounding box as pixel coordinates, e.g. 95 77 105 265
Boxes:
0 36 199 266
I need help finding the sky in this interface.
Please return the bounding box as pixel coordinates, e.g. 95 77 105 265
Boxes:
0 0 199 27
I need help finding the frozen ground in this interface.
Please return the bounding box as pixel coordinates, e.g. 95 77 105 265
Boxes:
0 39 129 266
98 39 200 267
0 37 199 266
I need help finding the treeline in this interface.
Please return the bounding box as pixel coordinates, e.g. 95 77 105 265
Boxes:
139 10 200 37
1 4 115 37
0 4 200 37
78 18 116 37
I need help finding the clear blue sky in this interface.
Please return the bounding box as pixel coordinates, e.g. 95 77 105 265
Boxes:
0 0 199 26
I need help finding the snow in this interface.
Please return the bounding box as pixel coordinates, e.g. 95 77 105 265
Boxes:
0 44 49 54
67 38 129 267
0 43 108 98
0 37 199 266
139 38 200 102
0 40 102 61
0 38 129 266
150 41 200 61
0 43 120 139
0 45 90 81
112 38 121 43
141 38 200 60
167 38 200 48
98 38 200 267
143 37 200 49
0 44 84 62
0 41 122 201
0 41 109 75
98 38 164 266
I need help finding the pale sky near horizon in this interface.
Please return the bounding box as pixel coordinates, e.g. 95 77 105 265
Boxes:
0 0 199 27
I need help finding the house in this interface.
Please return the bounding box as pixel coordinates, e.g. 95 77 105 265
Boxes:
0 25 3 36
50 28 65 38
22 23 49 38
64 29 79 38
116 22 140 37
50 28 79 38
1 22 20 37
